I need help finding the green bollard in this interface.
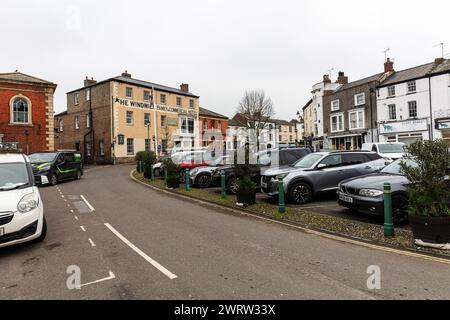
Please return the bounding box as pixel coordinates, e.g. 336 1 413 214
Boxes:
220 170 226 198
278 176 286 214
384 182 394 237
185 168 190 192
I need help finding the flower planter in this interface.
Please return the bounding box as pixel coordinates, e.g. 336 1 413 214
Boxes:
166 177 180 189
236 189 256 205
409 215 450 244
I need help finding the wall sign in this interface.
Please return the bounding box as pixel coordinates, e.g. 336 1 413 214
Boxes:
379 119 428 134
114 97 197 117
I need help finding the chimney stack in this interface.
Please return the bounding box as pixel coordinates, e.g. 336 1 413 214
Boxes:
384 58 394 73
84 76 97 87
121 70 132 78
180 83 189 92
434 57 445 65
336 71 348 85
323 75 331 83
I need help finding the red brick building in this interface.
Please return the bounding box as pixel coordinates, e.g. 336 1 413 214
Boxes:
199 107 228 150
0 72 57 154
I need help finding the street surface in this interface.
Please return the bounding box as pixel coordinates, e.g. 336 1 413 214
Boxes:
0 165 448 299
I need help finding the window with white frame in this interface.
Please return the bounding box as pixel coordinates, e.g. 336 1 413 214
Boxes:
388 104 396 120
330 113 344 132
74 92 79 105
407 81 416 93
176 97 182 107
314 109 317 121
189 99 194 109
349 110 364 130
86 88 91 101
161 115 166 127
126 87 133 98
59 119 64 132
75 115 80 129
387 86 395 97
127 138 134 155
354 93 365 106
86 113 91 128
408 101 417 118
144 113 151 126
11 97 31 124
331 100 340 111
99 140 105 156
143 90 150 102
160 94 166 105
126 111 134 125
180 116 195 134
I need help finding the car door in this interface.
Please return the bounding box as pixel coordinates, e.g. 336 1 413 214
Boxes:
64 153 77 179
55 153 68 180
313 154 346 191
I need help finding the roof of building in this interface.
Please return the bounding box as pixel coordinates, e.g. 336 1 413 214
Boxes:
228 119 245 127
54 111 68 117
199 107 229 120
67 74 199 98
271 119 293 126
379 62 436 87
335 72 384 92
430 59 450 75
0 71 56 87
302 99 313 111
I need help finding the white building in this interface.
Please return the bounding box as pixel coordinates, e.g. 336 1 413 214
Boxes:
310 75 341 151
376 58 450 146
430 59 450 147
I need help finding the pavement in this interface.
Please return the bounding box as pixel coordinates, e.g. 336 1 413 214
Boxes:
0 164 448 299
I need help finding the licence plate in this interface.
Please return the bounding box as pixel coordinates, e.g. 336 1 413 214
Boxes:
0 227 4 236
41 175 49 185
339 194 353 203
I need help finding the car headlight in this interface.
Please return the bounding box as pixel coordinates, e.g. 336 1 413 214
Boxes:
359 189 383 197
39 165 51 172
18 192 40 213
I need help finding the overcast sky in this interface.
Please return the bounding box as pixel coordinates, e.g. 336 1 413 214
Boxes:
2 0 449 120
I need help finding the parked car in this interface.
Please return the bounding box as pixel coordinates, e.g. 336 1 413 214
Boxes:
361 142 405 162
29 150 83 186
178 150 215 182
0 153 47 248
212 148 312 194
261 151 386 204
336 159 415 223
189 155 233 188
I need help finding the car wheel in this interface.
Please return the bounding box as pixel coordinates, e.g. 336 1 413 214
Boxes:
226 177 238 195
76 170 82 180
154 168 161 177
392 195 409 225
35 217 47 243
49 174 58 186
196 174 211 188
289 181 313 204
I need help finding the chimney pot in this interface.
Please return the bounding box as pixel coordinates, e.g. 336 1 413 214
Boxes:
180 83 189 92
121 70 132 78
84 77 97 87
323 75 331 83
384 58 394 73
435 57 445 65
336 71 348 85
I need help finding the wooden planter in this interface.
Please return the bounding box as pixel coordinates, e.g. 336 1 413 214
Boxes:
409 215 450 244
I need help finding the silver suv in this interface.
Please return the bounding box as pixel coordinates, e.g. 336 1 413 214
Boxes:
261 151 386 204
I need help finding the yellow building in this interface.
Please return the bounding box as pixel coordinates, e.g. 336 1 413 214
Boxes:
55 71 200 164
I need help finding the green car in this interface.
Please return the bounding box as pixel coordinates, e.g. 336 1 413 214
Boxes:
29 150 84 186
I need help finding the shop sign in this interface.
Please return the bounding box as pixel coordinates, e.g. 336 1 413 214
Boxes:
379 119 428 134
114 97 197 117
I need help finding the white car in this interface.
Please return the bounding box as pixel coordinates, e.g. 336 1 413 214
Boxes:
361 142 405 161
0 153 46 248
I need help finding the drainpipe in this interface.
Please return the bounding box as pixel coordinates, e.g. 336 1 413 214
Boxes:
428 76 434 141
83 87 94 164
369 88 375 142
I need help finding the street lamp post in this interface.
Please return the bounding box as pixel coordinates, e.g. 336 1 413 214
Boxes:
145 121 150 151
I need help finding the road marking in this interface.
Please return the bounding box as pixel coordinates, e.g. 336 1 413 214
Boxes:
74 216 79 221
88 238 96 247
80 226 86 232
80 195 95 212
80 271 115 288
70 209 74 213
130 170 450 266
67 204 70 207
104 223 178 280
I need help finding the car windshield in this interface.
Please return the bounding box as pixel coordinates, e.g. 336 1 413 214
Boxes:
29 152 57 163
293 153 323 168
378 143 404 154
0 163 30 191
381 159 417 175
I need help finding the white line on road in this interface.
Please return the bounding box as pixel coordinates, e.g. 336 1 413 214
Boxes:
61 195 65 198
104 223 178 280
80 195 95 212
88 238 96 247
80 226 86 232
74 216 79 221
79 271 115 288
70 209 74 213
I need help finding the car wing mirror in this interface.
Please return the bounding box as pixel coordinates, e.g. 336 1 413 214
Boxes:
317 163 326 169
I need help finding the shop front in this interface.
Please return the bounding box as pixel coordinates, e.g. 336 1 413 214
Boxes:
378 118 430 146
435 118 450 148
328 133 365 150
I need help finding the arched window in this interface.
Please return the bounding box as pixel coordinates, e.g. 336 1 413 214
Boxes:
11 96 31 124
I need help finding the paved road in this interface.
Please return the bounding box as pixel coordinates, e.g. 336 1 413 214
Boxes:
0 165 448 299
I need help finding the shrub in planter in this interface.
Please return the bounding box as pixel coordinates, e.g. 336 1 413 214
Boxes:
135 151 156 177
163 158 181 188
236 176 256 205
166 175 180 189
400 139 450 244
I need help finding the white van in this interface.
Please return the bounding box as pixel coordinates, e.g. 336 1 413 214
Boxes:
361 142 405 161
0 153 46 248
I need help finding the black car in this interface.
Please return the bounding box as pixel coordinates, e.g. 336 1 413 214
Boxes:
29 150 84 186
211 148 311 194
336 159 413 223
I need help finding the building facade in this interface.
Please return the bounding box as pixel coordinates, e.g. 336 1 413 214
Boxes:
199 107 228 150
0 72 57 154
272 119 297 145
323 61 394 150
55 72 200 164
376 58 450 146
